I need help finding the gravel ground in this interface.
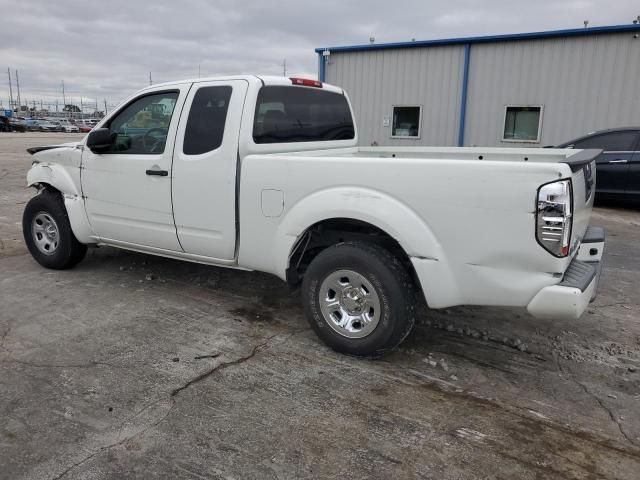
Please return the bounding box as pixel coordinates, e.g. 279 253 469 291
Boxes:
1 132 640 479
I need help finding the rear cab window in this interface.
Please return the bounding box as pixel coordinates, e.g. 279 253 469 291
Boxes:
252 86 354 144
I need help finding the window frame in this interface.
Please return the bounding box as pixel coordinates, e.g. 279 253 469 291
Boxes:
390 105 422 139
103 89 180 155
501 104 544 144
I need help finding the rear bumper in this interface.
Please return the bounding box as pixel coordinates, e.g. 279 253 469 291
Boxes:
527 226 605 320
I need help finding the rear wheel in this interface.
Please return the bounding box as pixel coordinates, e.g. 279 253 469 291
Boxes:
302 241 416 357
23 191 87 269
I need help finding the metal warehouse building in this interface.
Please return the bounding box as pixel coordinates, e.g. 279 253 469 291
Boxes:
315 24 640 147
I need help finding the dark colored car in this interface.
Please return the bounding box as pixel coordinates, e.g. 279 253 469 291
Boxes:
8 117 27 132
556 128 640 201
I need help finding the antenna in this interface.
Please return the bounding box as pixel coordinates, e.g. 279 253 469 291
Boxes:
62 80 66 108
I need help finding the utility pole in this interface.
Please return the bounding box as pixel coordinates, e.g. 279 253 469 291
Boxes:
198 64 201 78
149 72 152 86
80 97 84 115
62 80 66 109
104 99 107 115
7 68 14 110
282 58 287 77
15 70 21 110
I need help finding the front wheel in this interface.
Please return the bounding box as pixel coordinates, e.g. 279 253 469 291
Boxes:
23 191 87 269
302 241 416 357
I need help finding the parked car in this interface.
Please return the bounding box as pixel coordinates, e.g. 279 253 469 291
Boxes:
44 120 65 132
8 117 27 132
555 128 640 201
57 119 80 133
76 120 93 133
22 75 605 357
25 119 45 131
0 115 10 132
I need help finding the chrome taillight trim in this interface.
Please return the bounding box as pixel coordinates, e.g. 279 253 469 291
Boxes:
535 179 573 257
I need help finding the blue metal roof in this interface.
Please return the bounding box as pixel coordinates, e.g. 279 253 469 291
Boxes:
315 24 640 54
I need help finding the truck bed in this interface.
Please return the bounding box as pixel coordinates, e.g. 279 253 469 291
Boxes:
239 146 599 309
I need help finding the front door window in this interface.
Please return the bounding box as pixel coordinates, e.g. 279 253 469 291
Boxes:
107 92 179 154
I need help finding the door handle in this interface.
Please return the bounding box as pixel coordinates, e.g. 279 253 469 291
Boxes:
608 159 628 164
146 169 168 176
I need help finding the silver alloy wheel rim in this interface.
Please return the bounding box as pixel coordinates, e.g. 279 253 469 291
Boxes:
31 212 60 255
318 269 381 339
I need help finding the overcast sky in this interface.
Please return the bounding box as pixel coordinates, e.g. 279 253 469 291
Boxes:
1 0 638 111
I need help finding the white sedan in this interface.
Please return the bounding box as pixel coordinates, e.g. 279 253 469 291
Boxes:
57 119 79 133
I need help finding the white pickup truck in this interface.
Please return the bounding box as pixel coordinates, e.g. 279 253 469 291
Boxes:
23 75 605 356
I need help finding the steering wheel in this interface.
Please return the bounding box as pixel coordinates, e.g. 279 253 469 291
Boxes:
142 128 168 153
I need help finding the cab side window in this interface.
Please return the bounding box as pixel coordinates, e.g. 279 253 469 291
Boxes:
107 91 178 154
183 86 232 155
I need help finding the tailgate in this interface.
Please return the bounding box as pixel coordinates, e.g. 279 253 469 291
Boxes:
566 150 598 254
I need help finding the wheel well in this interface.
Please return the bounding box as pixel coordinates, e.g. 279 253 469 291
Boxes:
31 182 61 195
286 218 423 294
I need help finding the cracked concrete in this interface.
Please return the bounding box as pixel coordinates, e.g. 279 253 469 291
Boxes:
2 133 640 479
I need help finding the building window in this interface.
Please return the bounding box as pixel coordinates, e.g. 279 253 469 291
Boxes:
392 106 421 138
502 105 543 143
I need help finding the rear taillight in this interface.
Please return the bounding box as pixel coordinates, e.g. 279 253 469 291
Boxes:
536 179 573 257
290 77 323 88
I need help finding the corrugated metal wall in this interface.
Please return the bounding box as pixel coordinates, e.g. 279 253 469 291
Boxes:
465 33 640 146
325 46 465 146
324 32 640 147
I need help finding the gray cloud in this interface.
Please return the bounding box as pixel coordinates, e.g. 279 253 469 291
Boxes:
1 0 638 109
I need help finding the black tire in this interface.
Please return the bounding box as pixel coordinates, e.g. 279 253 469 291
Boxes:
22 190 87 269
302 241 416 357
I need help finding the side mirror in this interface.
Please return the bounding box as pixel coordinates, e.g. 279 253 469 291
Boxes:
86 128 112 153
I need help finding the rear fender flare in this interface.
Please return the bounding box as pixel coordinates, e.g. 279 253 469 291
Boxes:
271 187 461 306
